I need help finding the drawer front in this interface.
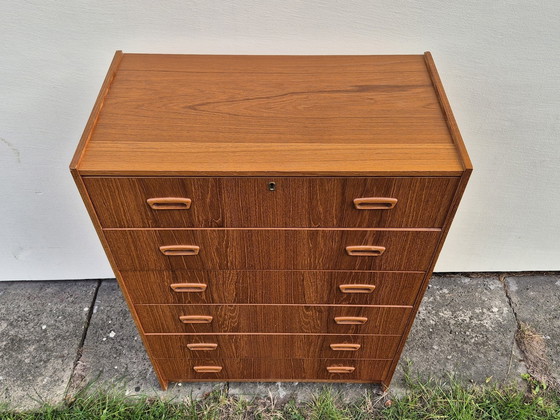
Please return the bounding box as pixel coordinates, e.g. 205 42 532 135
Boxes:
156 358 391 382
85 177 458 228
122 271 424 305
106 229 440 271
145 334 401 360
136 304 411 334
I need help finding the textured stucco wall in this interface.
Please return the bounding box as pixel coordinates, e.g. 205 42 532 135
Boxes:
1 1 559 279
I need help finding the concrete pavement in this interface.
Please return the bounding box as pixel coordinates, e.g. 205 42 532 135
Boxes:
1 273 558 410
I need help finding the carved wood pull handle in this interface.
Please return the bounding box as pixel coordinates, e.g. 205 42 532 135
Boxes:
339 284 376 294
334 316 368 325
170 283 207 293
187 343 218 351
179 315 213 324
330 343 361 351
193 365 222 373
327 366 355 374
345 246 385 257
353 197 397 210
160 245 200 256
147 197 192 210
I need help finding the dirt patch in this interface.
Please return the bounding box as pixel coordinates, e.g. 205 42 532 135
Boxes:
516 322 559 391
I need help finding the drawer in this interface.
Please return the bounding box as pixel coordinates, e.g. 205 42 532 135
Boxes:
155 358 392 382
145 334 401 360
85 177 458 228
136 304 411 334
122 271 424 305
105 229 440 271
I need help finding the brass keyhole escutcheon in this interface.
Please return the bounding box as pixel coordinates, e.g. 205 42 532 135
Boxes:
268 181 276 191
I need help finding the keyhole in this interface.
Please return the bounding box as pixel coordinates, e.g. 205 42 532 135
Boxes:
268 182 276 191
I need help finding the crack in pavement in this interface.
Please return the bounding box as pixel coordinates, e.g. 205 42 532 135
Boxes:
500 274 521 381
64 279 102 401
501 274 559 391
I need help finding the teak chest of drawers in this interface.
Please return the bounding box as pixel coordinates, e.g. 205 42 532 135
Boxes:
70 52 471 389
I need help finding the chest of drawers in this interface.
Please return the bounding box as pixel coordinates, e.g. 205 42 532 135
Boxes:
70 52 471 389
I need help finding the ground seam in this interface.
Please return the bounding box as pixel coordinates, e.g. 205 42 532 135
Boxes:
500 274 523 383
503 275 560 392
63 279 103 400
501 274 521 330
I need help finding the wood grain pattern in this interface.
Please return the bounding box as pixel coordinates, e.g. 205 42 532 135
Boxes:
155 358 392 382
119 54 432 73
145 334 402 360
79 142 463 176
105 77 439 118
104 229 440 271
85 177 459 228
381 170 472 387
114 67 434 87
120 271 425 305
135 304 411 334
75 54 463 176
69 169 169 390
94 117 450 144
72 52 472 388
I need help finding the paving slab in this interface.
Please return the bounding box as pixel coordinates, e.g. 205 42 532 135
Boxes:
392 275 525 392
0 280 98 410
68 280 224 400
228 382 382 404
505 275 560 382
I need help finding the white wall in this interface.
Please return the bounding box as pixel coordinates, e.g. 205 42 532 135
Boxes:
1 1 559 280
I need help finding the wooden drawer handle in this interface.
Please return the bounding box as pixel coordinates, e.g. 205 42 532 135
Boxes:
327 366 355 374
179 315 213 324
170 283 207 293
353 197 397 210
339 284 376 294
160 245 200 256
330 343 361 351
187 343 218 351
334 316 368 325
345 246 385 257
194 365 222 373
147 197 192 210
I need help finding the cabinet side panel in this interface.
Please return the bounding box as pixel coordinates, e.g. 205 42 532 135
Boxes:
70 51 123 170
382 170 471 387
70 169 169 389
424 52 473 171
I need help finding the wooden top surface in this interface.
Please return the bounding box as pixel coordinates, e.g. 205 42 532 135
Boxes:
73 52 470 176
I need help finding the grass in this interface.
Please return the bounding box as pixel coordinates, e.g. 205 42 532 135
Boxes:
1 375 559 419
